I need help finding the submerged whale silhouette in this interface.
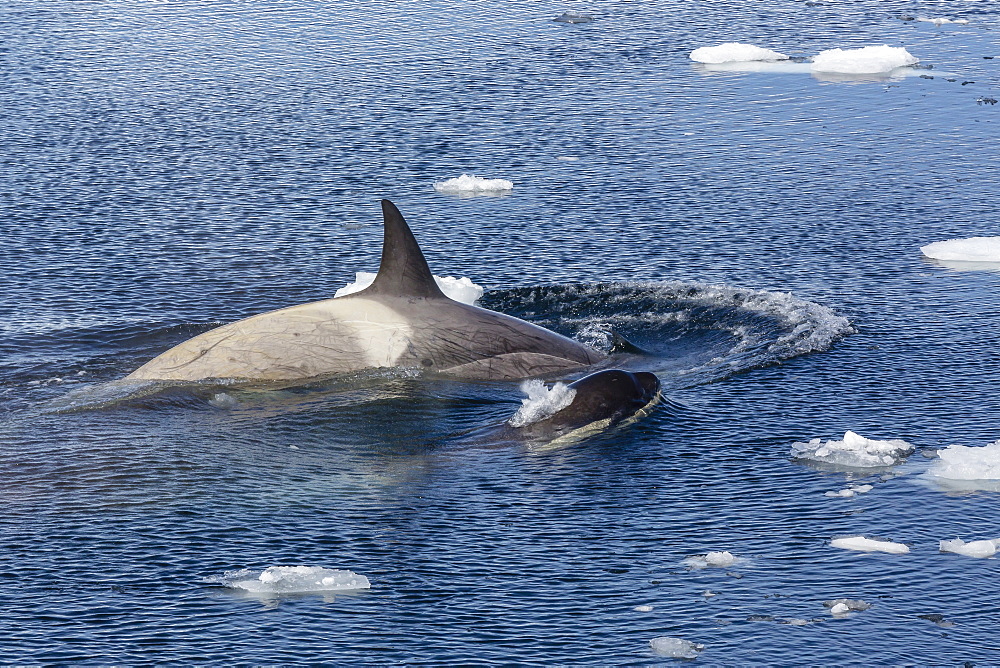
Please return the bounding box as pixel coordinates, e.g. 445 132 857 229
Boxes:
126 200 605 383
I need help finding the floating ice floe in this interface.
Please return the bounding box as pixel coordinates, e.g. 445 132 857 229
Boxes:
824 598 871 616
824 483 874 498
792 431 914 468
212 566 371 593
939 537 1000 558
831 536 909 554
508 380 576 427
928 441 1000 480
335 271 484 304
921 237 1000 263
650 637 704 659
811 45 918 74
918 17 969 26
634 604 654 612
433 174 514 194
684 550 739 569
690 42 789 64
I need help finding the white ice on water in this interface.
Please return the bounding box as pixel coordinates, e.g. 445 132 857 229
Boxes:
335 271 484 304
830 536 910 554
433 174 514 193
508 380 576 427
683 550 739 569
792 431 914 468
213 566 371 593
811 45 918 74
917 17 969 26
689 42 789 64
649 637 704 659
921 237 1000 263
928 441 1000 480
824 598 871 616
939 537 1000 558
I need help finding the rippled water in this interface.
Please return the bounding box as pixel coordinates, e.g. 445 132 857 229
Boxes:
2 1 1000 663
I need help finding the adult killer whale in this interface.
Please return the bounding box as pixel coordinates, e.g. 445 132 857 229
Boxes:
125 200 606 383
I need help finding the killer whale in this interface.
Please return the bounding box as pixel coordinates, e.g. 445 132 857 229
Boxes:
126 200 605 383
496 369 661 444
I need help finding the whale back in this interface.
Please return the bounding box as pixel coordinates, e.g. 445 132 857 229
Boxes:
358 199 447 300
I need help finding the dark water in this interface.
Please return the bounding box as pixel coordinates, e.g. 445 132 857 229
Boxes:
2 1 999 663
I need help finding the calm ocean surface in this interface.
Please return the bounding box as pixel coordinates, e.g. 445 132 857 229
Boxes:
2 0 999 663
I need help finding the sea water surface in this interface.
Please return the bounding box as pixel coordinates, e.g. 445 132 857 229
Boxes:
2 0 999 663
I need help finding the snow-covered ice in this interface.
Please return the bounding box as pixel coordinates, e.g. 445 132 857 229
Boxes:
939 537 1000 558
508 380 576 427
211 566 371 593
928 441 1000 480
433 174 513 194
831 536 909 554
335 271 484 304
811 45 918 74
921 237 1000 263
684 550 739 569
690 42 789 64
649 637 704 659
792 431 914 468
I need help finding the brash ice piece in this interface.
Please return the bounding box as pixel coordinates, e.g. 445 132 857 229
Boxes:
126 200 605 383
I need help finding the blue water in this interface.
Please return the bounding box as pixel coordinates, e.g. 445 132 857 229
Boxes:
2 1 1000 663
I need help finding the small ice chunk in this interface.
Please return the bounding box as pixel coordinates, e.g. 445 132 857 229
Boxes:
791 431 914 468
785 618 811 626
213 566 371 593
335 271 484 304
917 17 969 26
209 392 239 409
634 604 654 612
508 380 576 427
649 637 704 659
939 537 1000 558
928 441 1000 480
702 590 717 598
824 598 871 615
831 536 910 554
811 45 918 74
825 489 855 498
690 42 789 64
684 550 738 569
850 484 874 493
921 237 1000 262
554 12 593 24
433 174 513 193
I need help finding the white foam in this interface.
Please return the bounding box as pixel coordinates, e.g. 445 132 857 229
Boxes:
433 174 514 193
939 537 999 558
335 271 484 304
917 17 969 26
831 536 910 554
684 550 738 569
792 431 914 468
921 237 1000 263
811 45 918 74
929 441 1000 480
690 42 789 64
650 637 704 659
212 566 371 593
508 380 576 427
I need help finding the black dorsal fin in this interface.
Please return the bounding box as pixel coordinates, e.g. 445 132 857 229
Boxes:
360 200 447 299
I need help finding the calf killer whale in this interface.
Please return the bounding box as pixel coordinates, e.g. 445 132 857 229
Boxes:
497 369 661 444
126 200 606 383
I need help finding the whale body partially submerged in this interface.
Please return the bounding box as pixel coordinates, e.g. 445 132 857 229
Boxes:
126 200 605 383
